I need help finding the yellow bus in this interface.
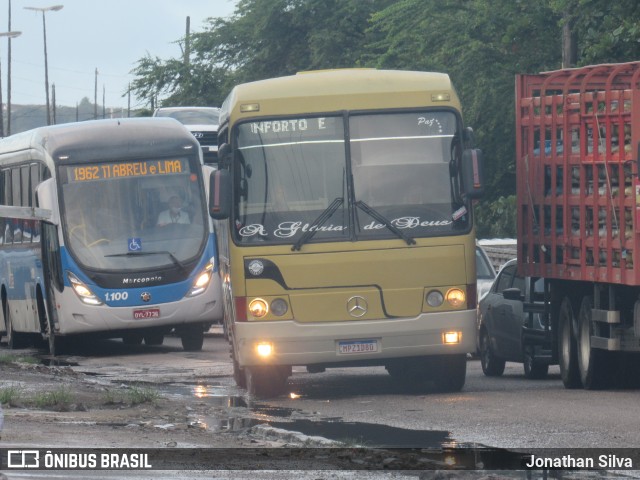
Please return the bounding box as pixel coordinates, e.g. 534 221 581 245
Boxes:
209 69 484 397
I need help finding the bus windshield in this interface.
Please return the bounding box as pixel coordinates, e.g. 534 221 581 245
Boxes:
233 111 465 246
60 157 207 271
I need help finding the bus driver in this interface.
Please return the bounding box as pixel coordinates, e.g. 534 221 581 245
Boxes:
157 195 190 226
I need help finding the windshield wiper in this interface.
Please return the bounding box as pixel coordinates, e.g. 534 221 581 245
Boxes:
292 197 344 251
356 200 416 245
105 251 186 271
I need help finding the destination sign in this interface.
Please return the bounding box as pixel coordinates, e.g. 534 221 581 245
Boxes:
66 159 188 183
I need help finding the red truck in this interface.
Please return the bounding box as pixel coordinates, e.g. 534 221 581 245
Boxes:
516 61 640 389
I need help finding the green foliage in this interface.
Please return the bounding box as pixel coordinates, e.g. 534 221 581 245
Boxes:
126 385 160 405
475 195 517 239
0 384 23 406
32 386 74 409
129 0 640 201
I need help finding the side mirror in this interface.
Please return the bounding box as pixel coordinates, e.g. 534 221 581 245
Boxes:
503 287 524 302
218 143 231 169
461 148 484 199
209 169 232 220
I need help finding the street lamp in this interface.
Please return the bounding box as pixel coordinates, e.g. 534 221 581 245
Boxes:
0 31 20 137
24 4 63 126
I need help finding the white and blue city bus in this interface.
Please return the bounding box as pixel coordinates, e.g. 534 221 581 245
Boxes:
0 118 222 355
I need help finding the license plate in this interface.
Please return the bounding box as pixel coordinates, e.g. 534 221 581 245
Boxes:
338 339 378 355
133 308 160 319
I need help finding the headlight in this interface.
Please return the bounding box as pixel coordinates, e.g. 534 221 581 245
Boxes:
186 258 215 297
426 290 444 307
270 298 289 316
249 298 268 318
68 271 103 306
446 288 466 308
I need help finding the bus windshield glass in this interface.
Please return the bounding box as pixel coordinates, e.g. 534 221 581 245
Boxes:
351 111 462 239
234 116 349 244
60 157 207 271
232 111 465 246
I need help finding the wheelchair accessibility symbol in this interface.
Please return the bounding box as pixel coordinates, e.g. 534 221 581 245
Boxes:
128 238 142 252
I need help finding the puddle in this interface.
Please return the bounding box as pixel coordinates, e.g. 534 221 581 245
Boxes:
160 384 248 408
268 418 450 448
162 383 455 449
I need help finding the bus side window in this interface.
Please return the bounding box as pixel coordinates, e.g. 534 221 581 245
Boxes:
3 168 13 244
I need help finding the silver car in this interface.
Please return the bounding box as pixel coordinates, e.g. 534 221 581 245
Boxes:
476 245 496 301
153 107 220 164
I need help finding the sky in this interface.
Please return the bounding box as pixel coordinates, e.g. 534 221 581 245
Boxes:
5 0 238 110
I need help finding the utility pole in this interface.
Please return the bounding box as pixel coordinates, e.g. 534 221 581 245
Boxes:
24 5 64 126
0 30 21 137
94 68 98 120
7 0 14 135
51 83 56 124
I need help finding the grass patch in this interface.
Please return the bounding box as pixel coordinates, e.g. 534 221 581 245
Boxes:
0 384 23 406
0 354 39 365
32 386 74 408
127 385 160 405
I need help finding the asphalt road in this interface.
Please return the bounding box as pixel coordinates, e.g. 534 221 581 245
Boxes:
37 332 640 450
6 332 640 479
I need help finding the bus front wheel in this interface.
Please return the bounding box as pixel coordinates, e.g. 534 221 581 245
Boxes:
180 325 204 351
245 366 289 399
4 301 29 349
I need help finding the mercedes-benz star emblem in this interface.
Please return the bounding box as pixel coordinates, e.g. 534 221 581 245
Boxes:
347 296 368 318
141 292 151 302
248 260 264 276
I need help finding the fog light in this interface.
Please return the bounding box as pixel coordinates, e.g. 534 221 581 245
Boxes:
256 342 273 358
446 288 466 308
248 298 268 317
443 331 462 344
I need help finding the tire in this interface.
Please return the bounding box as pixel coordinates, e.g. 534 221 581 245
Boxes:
181 325 204 351
144 333 164 346
245 366 289 399
122 333 144 345
523 346 549 379
558 297 581 388
479 329 505 376
577 296 610 389
4 301 29 349
432 354 467 392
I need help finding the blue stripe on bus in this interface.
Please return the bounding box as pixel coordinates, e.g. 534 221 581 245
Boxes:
59 234 217 307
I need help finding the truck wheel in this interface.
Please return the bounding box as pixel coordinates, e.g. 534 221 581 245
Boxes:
479 329 505 376
245 366 289 399
523 346 548 379
558 297 581 388
432 354 467 392
181 325 204 351
577 296 610 389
